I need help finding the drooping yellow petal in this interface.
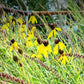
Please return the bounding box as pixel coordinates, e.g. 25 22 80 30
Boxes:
9 46 13 52
55 27 61 31
53 30 56 36
34 39 38 46
47 30 53 39
28 15 37 24
13 42 18 50
53 44 59 55
37 44 44 54
37 54 42 60
32 54 37 58
58 42 66 50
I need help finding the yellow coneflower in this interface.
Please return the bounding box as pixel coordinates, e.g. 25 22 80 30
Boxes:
54 39 66 55
47 27 61 39
28 15 37 24
9 41 18 52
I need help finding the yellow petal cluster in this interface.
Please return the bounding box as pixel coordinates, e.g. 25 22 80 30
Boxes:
47 27 61 39
9 42 18 52
28 15 37 24
54 42 66 55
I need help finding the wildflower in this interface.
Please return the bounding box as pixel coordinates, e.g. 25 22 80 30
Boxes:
13 56 18 62
37 40 52 58
47 27 61 39
26 40 33 47
28 15 37 24
9 41 18 52
56 47 71 65
13 42 18 50
32 53 42 60
30 26 36 33
57 54 69 65
43 40 52 58
17 17 23 25
54 39 66 55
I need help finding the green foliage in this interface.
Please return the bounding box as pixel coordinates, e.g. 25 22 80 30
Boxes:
1 0 48 11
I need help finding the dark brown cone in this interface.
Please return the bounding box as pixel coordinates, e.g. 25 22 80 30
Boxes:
18 49 23 54
59 49 64 54
37 37 42 44
55 39 60 44
49 24 55 30
11 39 15 44
43 40 49 46
13 56 18 62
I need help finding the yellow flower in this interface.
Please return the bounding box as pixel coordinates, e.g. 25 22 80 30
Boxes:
17 17 23 25
28 15 37 24
54 42 66 55
27 32 34 39
47 27 61 39
26 40 33 47
31 26 36 33
37 44 52 58
57 55 69 65
9 42 18 52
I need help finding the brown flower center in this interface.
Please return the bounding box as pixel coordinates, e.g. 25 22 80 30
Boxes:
18 48 23 54
55 39 60 44
43 40 49 46
11 39 15 44
13 56 18 62
59 49 64 54
37 37 42 44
